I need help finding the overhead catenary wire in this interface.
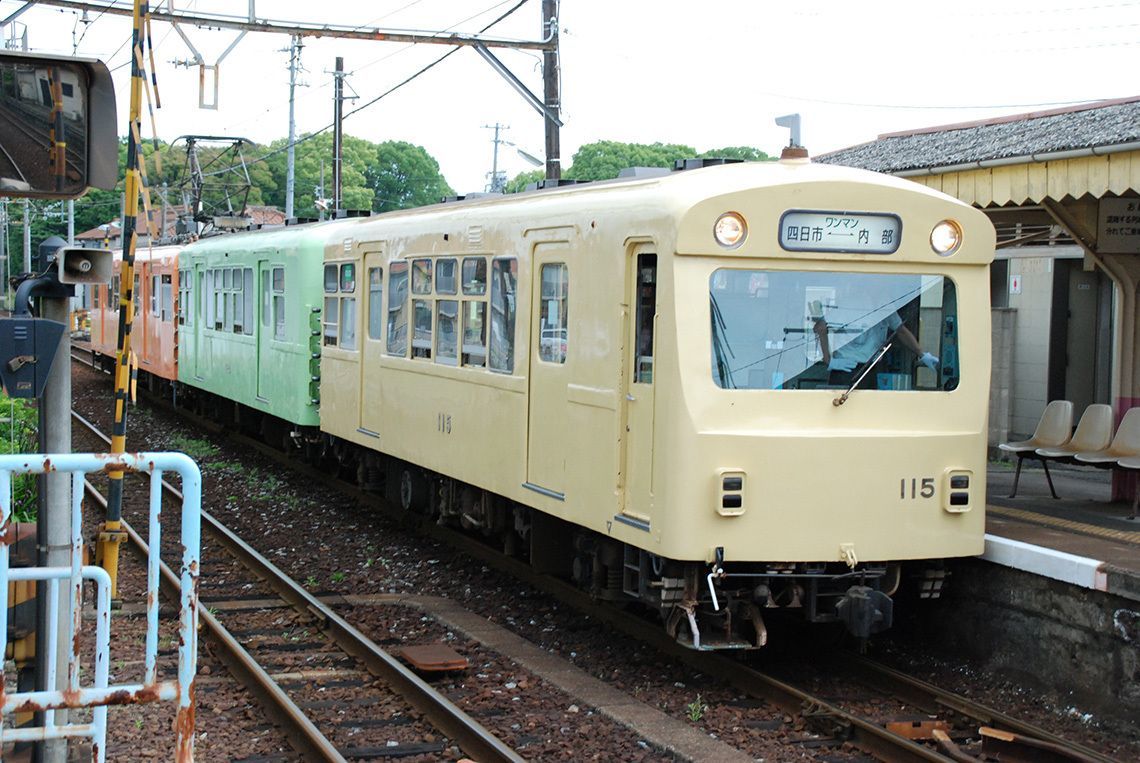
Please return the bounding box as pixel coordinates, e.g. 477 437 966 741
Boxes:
242 0 532 171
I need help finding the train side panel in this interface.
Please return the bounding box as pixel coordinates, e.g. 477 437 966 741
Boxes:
88 246 179 382
177 225 332 428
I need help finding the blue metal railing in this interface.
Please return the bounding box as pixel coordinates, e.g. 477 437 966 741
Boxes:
0 453 202 762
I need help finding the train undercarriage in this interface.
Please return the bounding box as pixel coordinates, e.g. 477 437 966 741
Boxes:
113 369 947 651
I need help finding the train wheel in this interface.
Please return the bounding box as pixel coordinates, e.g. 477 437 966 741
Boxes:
399 466 429 513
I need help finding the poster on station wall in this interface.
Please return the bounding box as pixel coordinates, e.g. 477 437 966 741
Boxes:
1098 198 1140 254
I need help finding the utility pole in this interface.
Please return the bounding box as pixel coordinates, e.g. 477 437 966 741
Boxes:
331 56 344 215
542 0 561 181
484 123 509 193
283 33 303 219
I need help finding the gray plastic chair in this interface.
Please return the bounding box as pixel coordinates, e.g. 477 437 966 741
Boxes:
998 400 1073 498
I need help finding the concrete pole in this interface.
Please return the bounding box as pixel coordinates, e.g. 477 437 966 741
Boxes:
0 201 7 307
285 34 301 219
542 0 561 181
39 292 73 763
22 199 31 273
332 56 343 215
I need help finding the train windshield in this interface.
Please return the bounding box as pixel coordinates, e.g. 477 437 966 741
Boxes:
710 269 960 392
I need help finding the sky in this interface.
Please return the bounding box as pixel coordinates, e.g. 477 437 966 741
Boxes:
5 0 1140 198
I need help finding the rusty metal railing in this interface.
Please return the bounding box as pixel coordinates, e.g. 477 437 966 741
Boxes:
0 453 202 762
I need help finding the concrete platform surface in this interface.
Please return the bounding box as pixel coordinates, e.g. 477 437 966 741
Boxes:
985 462 1140 602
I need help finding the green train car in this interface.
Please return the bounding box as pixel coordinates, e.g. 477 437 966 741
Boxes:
176 222 343 444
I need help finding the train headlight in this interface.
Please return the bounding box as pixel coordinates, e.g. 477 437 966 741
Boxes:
930 219 962 256
714 212 747 249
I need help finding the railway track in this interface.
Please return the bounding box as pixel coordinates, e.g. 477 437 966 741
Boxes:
68 348 1122 761
71 407 524 763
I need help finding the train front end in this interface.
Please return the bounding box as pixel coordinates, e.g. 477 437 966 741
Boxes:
657 161 995 647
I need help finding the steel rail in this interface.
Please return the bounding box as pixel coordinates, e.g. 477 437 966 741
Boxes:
841 653 1112 763
69 354 1110 763
210 421 949 762
71 408 524 763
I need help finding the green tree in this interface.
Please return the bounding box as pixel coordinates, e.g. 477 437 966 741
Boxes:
565 140 697 181
504 169 545 194
367 140 453 213
700 146 774 162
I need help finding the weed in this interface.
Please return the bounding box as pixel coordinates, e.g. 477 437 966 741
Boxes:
134 718 143 730
331 571 346 584
305 575 318 588
0 392 39 521
169 435 220 460
686 694 708 723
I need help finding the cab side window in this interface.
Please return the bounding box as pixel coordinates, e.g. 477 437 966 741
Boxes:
323 262 357 349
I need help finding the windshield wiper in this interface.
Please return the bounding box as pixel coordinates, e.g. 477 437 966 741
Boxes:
833 342 892 407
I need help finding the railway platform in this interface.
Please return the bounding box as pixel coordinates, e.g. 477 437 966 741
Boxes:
984 462 1140 603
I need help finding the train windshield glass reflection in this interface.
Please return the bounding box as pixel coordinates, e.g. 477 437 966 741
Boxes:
710 269 959 392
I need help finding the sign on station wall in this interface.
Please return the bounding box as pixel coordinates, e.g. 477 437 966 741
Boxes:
1098 198 1140 254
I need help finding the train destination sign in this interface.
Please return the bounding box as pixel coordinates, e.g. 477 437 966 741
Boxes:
779 210 902 254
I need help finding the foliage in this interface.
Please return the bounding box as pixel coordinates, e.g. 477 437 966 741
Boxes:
700 146 774 162
504 140 776 187
685 694 708 722
504 169 545 194
0 392 39 522
565 140 698 182
367 141 454 213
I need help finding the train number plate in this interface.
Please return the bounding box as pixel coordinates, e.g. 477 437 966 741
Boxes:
778 210 902 254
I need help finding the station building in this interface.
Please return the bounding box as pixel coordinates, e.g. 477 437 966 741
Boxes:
819 97 1140 466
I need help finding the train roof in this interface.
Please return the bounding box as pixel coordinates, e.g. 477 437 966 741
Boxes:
177 159 989 260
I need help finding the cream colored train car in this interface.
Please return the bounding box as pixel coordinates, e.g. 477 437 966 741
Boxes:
318 158 995 649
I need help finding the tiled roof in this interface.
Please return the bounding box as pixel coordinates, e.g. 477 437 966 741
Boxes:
817 97 1140 174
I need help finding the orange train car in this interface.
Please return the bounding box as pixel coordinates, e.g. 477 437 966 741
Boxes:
89 245 181 383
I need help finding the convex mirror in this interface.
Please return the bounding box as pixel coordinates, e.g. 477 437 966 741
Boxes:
0 50 116 199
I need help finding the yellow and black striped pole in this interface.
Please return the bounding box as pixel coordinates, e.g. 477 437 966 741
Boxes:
97 0 148 598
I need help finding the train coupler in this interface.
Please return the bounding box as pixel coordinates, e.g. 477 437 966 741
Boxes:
835 585 893 639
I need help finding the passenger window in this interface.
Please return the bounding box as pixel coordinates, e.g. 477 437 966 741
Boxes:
386 262 409 356
179 270 190 326
232 272 244 334
412 259 432 294
133 274 140 314
635 254 657 383
462 301 486 367
368 267 383 341
538 263 568 364
489 257 517 373
323 264 338 293
272 267 285 341
340 297 357 350
93 282 100 309
340 263 356 292
412 299 432 359
462 257 486 295
436 258 457 295
150 275 159 316
161 274 174 322
436 300 458 365
323 296 338 346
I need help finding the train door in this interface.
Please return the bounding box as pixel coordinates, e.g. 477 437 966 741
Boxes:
360 249 385 436
525 243 571 499
256 258 271 402
620 247 657 521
